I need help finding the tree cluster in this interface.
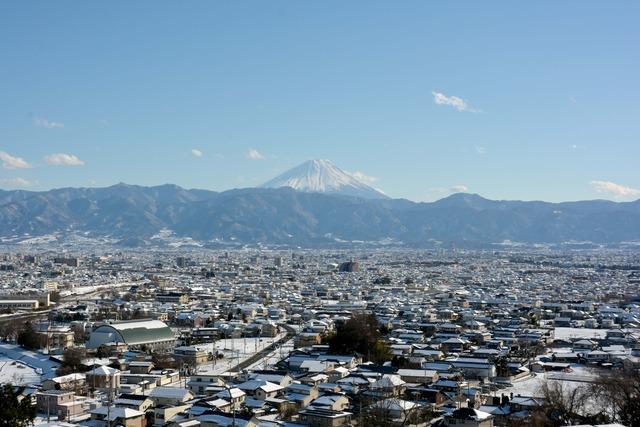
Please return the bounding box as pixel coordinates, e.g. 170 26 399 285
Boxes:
16 322 39 350
326 313 391 364
373 276 392 285
57 347 88 376
0 319 25 342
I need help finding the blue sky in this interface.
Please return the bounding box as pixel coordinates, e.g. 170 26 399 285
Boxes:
1 1 638 202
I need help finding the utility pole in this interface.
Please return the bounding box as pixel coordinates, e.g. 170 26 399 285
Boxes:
232 399 236 427
106 378 113 427
225 384 237 427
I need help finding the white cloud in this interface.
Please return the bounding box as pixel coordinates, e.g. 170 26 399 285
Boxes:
424 185 470 201
450 185 469 193
432 91 481 113
44 153 85 166
246 148 265 160
474 146 487 155
0 151 31 169
591 180 640 200
191 148 203 158
33 117 64 129
0 177 35 188
349 171 378 184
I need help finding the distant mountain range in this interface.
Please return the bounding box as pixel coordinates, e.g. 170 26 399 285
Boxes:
0 182 639 248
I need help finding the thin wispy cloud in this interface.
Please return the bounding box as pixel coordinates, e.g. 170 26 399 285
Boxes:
474 146 487 155
246 148 265 160
349 171 378 184
0 177 35 188
591 180 640 200
432 91 481 113
44 153 85 166
425 184 470 201
0 151 31 169
450 185 469 193
191 148 203 158
33 117 64 129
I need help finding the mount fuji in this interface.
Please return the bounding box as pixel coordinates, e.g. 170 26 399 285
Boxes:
261 159 389 200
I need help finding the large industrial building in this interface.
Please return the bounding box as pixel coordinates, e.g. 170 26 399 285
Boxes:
87 319 175 351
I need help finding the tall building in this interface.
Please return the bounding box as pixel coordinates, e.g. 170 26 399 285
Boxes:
338 261 360 272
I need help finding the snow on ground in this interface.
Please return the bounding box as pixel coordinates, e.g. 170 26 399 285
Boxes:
14 234 59 245
502 374 585 398
193 334 286 375
553 327 608 340
0 356 41 386
502 364 599 401
245 338 294 371
150 228 204 247
0 343 60 379
502 365 604 415
33 416 61 426
66 281 136 297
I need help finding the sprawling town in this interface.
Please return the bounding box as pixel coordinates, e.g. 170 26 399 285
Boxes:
0 247 638 427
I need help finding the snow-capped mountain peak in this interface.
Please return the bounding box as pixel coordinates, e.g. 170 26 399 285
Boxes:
261 159 388 199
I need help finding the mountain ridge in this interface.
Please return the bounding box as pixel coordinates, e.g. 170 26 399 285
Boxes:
0 183 639 247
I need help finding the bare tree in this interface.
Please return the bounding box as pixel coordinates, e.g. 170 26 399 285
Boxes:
71 324 86 344
151 351 176 369
57 347 87 376
362 397 434 427
526 380 609 427
0 323 14 342
0 319 24 342
590 366 640 426
538 381 588 425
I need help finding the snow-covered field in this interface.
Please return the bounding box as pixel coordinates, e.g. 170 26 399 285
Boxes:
501 364 606 416
0 344 60 380
68 281 135 297
502 364 599 398
0 357 41 386
193 334 287 375
553 327 608 340
245 338 294 371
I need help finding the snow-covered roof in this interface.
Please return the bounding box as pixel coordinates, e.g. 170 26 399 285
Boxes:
371 374 406 389
91 406 145 420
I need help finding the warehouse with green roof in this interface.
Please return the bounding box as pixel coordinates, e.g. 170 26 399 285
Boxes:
88 319 175 351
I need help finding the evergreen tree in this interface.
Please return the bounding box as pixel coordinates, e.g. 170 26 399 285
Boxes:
17 322 39 350
327 313 391 363
0 384 37 427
